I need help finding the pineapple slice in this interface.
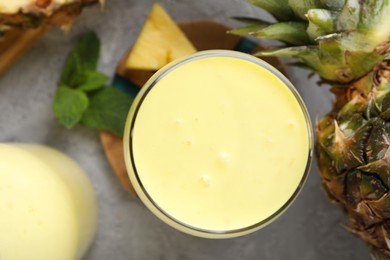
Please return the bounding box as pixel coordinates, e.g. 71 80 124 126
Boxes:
126 3 196 71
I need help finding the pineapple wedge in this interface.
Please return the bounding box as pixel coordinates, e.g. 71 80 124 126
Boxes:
126 3 196 70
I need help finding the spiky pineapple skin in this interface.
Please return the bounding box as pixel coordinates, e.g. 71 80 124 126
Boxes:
317 60 390 258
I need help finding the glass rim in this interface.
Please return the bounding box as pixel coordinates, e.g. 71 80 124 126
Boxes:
123 50 314 238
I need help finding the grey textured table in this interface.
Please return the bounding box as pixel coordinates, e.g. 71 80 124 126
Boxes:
0 0 371 259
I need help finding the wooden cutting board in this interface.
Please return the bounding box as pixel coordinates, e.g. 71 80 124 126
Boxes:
0 26 49 76
100 20 286 196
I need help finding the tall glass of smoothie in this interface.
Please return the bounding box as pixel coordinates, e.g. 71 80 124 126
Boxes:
124 50 313 238
0 144 98 259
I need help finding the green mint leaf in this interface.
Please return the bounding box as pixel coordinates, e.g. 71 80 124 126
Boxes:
60 52 82 87
53 86 89 129
54 31 130 136
60 31 100 86
81 87 133 136
78 71 110 92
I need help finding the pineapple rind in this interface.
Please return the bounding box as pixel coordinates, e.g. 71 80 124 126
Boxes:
317 65 390 257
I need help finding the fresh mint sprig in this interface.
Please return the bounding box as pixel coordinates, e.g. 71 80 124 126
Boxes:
53 31 133 136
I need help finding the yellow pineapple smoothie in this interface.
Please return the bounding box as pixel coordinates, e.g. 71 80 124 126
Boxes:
124 50 313 238
0 144 97 259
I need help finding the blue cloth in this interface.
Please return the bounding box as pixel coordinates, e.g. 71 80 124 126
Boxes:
111 74 140 98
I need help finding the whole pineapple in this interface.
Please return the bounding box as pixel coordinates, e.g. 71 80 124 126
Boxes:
232 0 390 258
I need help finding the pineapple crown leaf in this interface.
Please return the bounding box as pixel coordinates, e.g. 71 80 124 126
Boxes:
319 0 345 11
254 45 342 82
254 45 319 58
250 22 311 45
288 0 325 20
355 0 390 33
306 9 338 40
245 0 295 21
336 0 361 32
228 19 269 36
235 0 390 83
